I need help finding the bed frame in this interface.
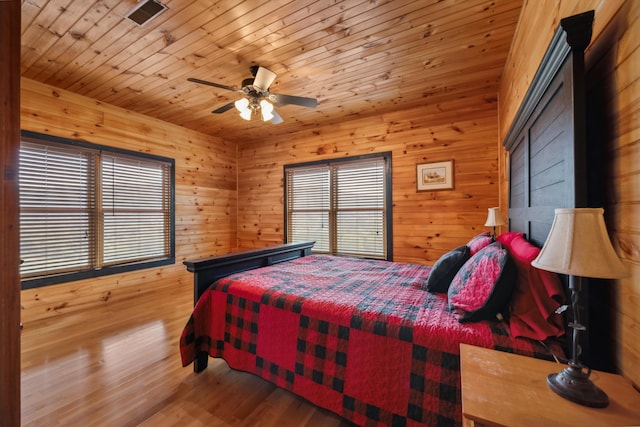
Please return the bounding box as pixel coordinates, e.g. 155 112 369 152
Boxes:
502 10 593 357
183 11 593 372
503 10 592 245
184 240 315 305
183 241 315 372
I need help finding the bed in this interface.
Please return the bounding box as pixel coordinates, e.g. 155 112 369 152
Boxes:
179 10 593 427
180 241 566 426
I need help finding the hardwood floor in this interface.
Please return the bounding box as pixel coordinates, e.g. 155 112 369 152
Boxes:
20 283 353 427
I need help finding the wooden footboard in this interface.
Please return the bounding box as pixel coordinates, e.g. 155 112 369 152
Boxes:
183 241 315 305
183 241 315 372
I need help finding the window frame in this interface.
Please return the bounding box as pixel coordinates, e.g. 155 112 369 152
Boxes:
283 152 393 260
19 130 176 289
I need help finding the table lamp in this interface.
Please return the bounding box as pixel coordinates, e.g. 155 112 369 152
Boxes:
531 208 628 408
484 207 506 239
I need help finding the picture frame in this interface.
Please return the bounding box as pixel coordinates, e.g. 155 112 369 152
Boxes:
416 160 454 191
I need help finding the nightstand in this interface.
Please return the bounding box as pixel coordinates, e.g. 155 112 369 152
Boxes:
459 343 640 427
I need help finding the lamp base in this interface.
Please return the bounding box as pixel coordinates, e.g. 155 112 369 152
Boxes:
547 364 609 408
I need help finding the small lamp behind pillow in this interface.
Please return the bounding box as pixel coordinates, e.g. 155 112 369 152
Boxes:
484 207 506 239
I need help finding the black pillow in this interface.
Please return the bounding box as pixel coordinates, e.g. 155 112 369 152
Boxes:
425 245 471 293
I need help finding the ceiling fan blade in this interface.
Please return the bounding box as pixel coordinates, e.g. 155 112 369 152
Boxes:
271 110 283 124
187 77 243 93
272 93 318 108
212 102 235 114
253 66 277 92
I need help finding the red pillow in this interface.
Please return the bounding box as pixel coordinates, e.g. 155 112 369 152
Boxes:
496 231 524 246
499 234 565 340
448 242 516 322
466 232 493 255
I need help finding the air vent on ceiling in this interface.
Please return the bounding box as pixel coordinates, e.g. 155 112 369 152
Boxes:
126 0 167 26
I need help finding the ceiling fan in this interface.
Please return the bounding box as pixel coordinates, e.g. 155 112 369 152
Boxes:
188 65 318 124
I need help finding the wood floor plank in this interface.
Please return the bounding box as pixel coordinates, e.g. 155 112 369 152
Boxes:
21 283 353 426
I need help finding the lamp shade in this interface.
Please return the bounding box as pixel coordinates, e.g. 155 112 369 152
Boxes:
531 208 628 279
484 207 506 227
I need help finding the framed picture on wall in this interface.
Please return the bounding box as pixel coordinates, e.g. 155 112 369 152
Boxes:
416 160 454 191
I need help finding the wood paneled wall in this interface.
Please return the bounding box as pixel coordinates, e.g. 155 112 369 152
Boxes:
19 78 238 324
499 0 640 386
237 97 502 265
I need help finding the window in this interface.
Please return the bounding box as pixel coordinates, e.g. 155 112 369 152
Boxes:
284 152 392 260
19 131 175 288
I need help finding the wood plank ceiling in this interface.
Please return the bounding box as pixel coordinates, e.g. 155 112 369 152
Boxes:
20 0 524 143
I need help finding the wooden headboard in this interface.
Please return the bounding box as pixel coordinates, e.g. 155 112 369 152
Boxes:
504 11 594 246
502 11 594 355
503 10 593 247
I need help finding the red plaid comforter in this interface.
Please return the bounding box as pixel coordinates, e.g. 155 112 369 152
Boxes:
180 255 560 426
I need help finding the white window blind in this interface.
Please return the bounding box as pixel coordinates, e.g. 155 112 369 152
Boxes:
20 142 96 278
101 154 171 265
334 159 385 258
286 154 389 259
19 134 174 286
286 166 330 252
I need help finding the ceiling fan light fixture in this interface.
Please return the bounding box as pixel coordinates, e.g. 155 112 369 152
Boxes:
188 65 317 124
260 99 274 121
239 109 252 121
234 98 252 120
